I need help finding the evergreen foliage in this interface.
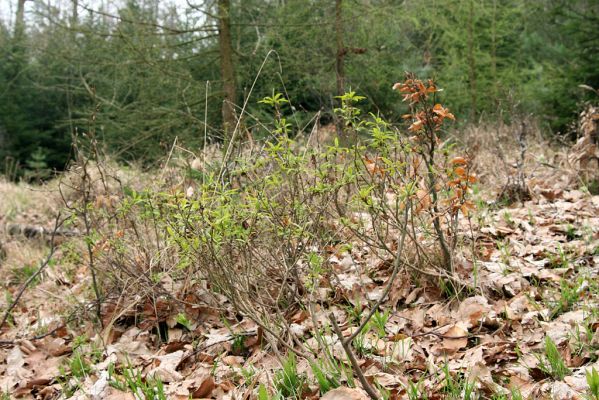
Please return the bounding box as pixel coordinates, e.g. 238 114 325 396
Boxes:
0 0 597 178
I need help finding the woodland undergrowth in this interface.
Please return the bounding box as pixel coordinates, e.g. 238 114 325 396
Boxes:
2 75 598 400
59 74 477 397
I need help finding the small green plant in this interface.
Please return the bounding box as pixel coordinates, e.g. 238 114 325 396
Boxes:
352 324 372 357
312 326 356 388
24 147 51 181
210 358 219 376
68 350 92 379
497 239 512 271
570 318 599 361
549 279 579 319
548 244 571 268
240 365 257 383
371 309 390 337
502 210 515 227
441 363 477 399
273 353 305 399
527 208 536 225
439 276 474 299
510 387 524 400
564 224 578 241
491 389 524 400
580 179 599 196
108 362 166 400
586 367 599 400
3 291 14 326
56 370 79 398
59 241 83 265
10 263 41 285
231 333 247 356
258 91 289 108
259 91 291 136
374 381 391 400
175 312 192 331
310 361 340 395
334 91 367 135
221 316 248 356
57 350 92 397
346 299 364 325
258 383 272 400
406 378 428 400
107 362 126 391
306 252 324 291
537 336 570 380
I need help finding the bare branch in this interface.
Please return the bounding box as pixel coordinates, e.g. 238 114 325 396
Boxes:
328 313 379 400
0 213 63 333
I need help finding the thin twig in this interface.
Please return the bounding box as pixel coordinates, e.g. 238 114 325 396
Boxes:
345 206 410 345
0 213 63 333
328 313 379 400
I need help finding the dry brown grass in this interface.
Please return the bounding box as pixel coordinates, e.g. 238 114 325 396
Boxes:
452 118 573 199
0 179 58 224
0 179 59 289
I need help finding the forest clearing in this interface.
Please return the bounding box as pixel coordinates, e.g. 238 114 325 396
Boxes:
1 0 599 399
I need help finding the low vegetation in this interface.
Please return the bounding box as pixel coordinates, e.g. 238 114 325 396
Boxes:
0 68 598 399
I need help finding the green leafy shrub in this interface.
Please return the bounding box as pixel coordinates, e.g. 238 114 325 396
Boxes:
68 75 475 387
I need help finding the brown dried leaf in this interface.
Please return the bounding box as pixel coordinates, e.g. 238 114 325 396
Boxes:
457 296 492 328
146 350 185 382
190 375 215 398
441 325 468 354
321 387 370 400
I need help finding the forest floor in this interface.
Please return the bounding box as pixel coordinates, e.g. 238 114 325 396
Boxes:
0 124 598 400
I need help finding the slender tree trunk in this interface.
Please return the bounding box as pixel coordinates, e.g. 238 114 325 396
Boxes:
491 0 497 109
218 0 237 142
68 0 79 139
467 0 477 120
335 0 346 137
335 0 345 98
14 0 26 40
71 0 78 27
10 0 28 80
101 0 107 25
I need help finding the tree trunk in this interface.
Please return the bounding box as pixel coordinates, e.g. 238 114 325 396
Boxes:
467 0 477 119
71 0 78 27
335 0 345 137
11 0 28 79
68 0 79 138
14 0 26 39
218 0 237 142
491 0 497 108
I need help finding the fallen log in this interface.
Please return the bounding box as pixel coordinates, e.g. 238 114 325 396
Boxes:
6 224 80 239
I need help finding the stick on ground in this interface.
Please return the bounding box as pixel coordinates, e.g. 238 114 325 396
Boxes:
0 213 62 334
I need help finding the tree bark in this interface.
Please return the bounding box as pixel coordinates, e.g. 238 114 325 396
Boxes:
335 0 345 137
218 0 237 142
491 0 497 108
14 0 27 39
71 0 78 27
467 0 477 119
335 0 345 99
11 0 28 80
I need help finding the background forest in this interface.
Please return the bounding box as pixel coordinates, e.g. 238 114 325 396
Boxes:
0 0 598 177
